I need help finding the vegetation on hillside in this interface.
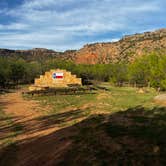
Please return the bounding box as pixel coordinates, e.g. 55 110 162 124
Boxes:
1 53 166 90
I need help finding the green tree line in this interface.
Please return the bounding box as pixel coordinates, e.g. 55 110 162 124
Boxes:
1 53 166 90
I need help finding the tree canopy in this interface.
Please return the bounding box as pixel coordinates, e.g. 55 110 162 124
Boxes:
1 52 166 90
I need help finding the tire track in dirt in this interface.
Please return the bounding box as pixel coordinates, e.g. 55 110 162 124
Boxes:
0 90 74 166
0 90 59 143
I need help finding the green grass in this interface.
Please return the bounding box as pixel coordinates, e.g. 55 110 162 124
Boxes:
95 85 158 111
24 85 158 130
28 85 158 113
25 92 98 127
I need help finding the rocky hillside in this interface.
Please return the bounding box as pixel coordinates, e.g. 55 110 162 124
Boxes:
0 48 61 61
73 28 166 64
0 28 166 64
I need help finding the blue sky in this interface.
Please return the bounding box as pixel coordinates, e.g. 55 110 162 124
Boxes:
0 0 166 51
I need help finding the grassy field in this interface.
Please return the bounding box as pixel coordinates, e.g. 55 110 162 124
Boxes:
27 85 158 127
1 84 166 165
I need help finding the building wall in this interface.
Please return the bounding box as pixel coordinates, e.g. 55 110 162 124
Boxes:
29 69 82 91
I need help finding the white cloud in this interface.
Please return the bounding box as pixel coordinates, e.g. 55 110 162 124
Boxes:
0 33 84 51
123 2 160 12
22 0 77 10
0 23 29 30
0 0 165 50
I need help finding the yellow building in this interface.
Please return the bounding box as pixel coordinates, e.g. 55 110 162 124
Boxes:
29 69 82 91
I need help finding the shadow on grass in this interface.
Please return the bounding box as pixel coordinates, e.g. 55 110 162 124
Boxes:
0 108 87 141
0 106 166 166
27 91 97 97
0 89 13 95
0 100 24 142
0 87 22 95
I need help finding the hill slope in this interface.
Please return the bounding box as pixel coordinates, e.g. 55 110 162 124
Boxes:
0 28 166 64
0 48 73 62
74 28 166 64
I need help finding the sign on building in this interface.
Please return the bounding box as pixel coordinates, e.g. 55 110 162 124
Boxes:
29 69 82 91
52 72 64 79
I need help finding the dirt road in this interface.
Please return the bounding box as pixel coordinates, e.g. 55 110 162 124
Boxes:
0 90 73 166
0 90 60 142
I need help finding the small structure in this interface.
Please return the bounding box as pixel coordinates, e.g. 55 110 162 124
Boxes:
29 69 82 91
